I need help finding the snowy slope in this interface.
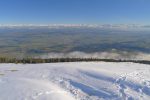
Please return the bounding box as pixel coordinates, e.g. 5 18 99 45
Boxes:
0 62 150 100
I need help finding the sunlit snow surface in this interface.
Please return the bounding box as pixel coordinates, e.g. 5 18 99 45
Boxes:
0 62 150 100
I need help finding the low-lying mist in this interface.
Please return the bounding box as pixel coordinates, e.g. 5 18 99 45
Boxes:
37 51 150 60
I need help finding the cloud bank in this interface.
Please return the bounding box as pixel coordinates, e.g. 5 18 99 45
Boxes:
38 51 150 60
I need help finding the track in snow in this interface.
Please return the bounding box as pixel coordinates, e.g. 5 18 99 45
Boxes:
0 62 150 100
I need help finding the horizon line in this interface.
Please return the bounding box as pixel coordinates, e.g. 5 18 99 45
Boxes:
0 24 150 29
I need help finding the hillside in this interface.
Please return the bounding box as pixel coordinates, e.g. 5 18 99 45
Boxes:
0 62 150 100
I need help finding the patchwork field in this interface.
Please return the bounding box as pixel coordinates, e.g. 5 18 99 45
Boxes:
0 26 150 58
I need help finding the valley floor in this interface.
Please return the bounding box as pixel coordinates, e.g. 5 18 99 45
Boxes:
0 62 150 100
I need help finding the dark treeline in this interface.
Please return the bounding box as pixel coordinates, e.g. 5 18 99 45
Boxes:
0 57 150 65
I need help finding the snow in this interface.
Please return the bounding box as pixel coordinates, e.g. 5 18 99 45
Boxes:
0 62 150 100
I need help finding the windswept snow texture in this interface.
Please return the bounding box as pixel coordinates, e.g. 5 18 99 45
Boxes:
0 62 150 100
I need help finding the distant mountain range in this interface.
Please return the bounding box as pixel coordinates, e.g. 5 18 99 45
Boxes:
0 24 150 29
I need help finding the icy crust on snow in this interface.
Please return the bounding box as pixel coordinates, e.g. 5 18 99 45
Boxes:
0 62 150 100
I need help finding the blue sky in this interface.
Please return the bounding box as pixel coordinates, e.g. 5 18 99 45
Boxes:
0 0 150 24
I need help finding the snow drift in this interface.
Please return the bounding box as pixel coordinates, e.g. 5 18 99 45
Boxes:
0 62 150 100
